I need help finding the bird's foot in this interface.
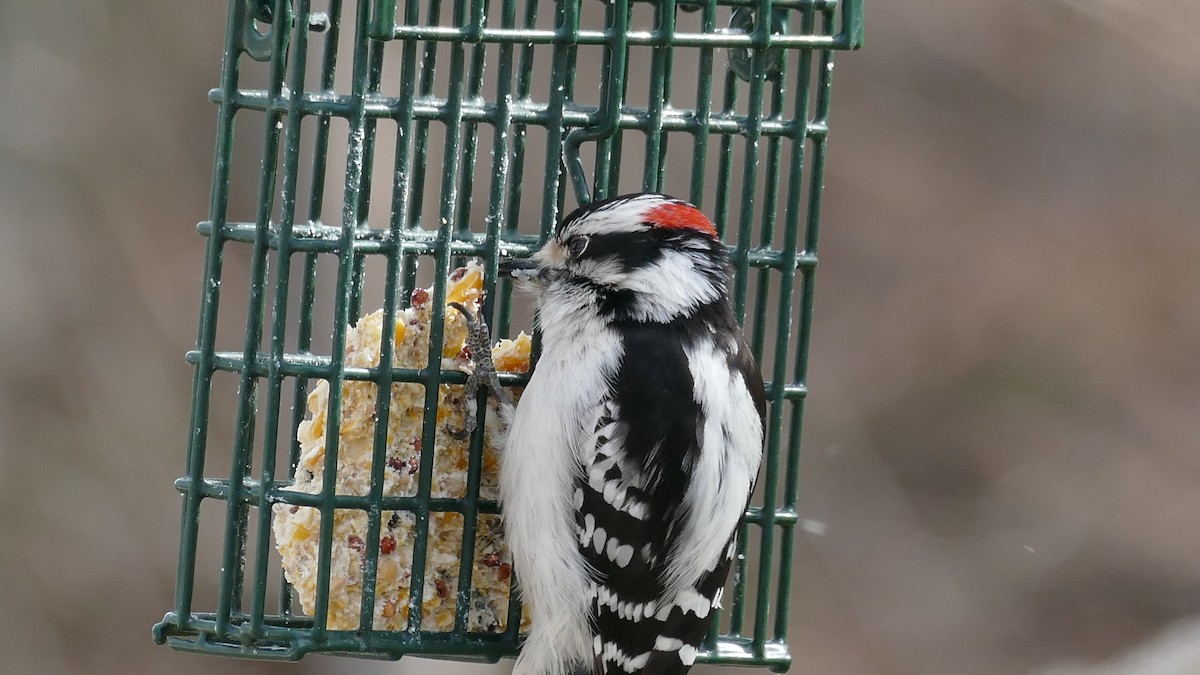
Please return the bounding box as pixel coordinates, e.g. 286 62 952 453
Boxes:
447 302 510 440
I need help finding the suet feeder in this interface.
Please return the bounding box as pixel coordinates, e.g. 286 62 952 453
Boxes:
152 0 863 670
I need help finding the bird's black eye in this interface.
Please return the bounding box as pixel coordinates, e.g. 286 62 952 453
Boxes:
566 235 589 258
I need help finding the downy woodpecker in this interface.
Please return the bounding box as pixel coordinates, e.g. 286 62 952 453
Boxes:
469 193 766 675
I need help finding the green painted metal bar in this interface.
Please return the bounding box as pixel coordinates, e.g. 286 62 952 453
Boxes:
355 0 412 632
588 3 611 202
187 350 808 405
404 0 455 632
252 0 311 633
171 0 246 635
742 8 793 651
394 0 422 310
347 37 388 321
195 222 820 271
687 0 718 208
369 0 397 38
398 0 446 306
657 4 678 191
370 25 848 49
711 66 738 242
770 4 821 641
158 613 797 666
447 0 491 636
838 0 865 49
746 0 781 652
495 0 540 339
173 477 801 529
312 0 377 639
564 0 626 204
539 0 578 236
214 0 294 638
749 38 789 366
370 1 423 626
453 0 516 636
215 89 832 139
449 0 490 271
775 7 838 643
642 0 671 193
722 15 753 645
281 0 346 618
406 0 484 630
375 0 840 34
500 6 543 638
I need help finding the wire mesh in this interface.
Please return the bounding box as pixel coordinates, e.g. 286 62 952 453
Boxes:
152 0 862 669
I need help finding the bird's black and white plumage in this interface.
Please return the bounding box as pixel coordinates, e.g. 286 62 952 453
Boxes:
496 193 766 675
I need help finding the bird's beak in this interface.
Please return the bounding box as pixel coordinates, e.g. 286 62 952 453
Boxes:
498 257 544 281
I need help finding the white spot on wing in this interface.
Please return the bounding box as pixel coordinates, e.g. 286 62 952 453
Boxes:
679 644 698 665
615 544 634 568
654 603 672 621
580 513 596 545
651 636 700 666
599 641 651 673
603 479 619 504
655 636 684 651
676 588 712 618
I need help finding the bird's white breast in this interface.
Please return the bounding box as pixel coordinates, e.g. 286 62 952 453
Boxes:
501 293 622 666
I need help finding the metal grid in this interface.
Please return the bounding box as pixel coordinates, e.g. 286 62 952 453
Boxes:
153 0 862 669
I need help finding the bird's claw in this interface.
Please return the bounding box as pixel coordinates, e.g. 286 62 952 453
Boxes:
447 302 511 440
448 302 479 331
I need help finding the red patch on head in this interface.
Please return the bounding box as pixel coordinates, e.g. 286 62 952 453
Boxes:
645 201 717 237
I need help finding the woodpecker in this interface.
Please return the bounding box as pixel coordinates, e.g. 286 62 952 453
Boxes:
473 193 766 675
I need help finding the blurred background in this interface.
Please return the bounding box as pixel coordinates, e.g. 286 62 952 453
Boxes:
1 1 1198 674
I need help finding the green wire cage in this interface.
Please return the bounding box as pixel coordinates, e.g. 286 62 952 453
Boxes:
153 0 862 669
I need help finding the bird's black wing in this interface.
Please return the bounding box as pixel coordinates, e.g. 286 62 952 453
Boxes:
576 321 763 675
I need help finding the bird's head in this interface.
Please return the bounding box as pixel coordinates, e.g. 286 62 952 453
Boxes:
501 193 730 325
